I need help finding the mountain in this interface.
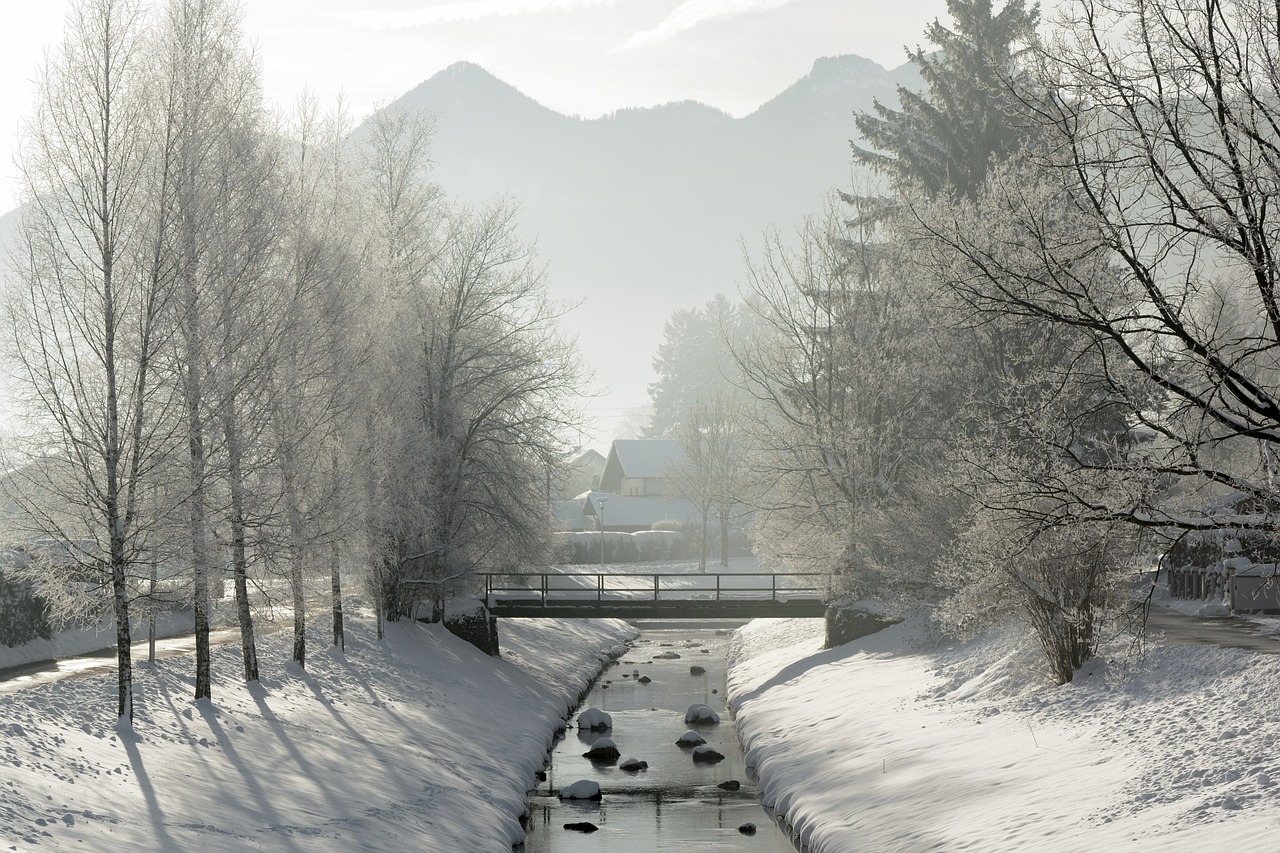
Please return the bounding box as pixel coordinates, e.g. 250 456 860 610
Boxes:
371 56 918 444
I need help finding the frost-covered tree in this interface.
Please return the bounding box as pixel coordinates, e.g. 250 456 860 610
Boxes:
853 0 1040 201
5 0 174 722
154 0 278 700
920 0 1280 540
265 93 364 668
664 394 750 569
358 107 585 623
735 202 955 604
646 294 750 439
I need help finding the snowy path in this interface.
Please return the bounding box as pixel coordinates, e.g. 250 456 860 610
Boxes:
0 608 636 851
728 617 1280 852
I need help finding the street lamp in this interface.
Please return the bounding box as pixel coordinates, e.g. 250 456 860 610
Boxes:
597 496 609 565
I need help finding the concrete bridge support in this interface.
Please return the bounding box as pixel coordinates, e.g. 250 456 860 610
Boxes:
442 599 501 656
824 603 897 648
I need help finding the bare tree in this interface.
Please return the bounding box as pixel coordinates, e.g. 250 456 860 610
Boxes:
665 395 748 569
266 92 363 666
735 201 953 603
155 0 275 698
396 201 586 619
5 0 175 722
916 0 1280 538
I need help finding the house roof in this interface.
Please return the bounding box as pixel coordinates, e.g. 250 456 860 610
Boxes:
553 500 589 531
600 439 684 490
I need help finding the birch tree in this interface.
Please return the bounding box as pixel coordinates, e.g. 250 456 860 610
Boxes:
155 0 274 698
5 0 173 722
267 93 363 666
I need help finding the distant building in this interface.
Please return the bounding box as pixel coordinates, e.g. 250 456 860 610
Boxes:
552 439 698 532
599 439 684 497
551 448 606 501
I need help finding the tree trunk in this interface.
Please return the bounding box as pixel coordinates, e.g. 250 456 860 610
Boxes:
331 543 344 651
699 511 709 571
287 481 307 667
224 409 258 682
719 507 730 567
190 470 212 701
112 556 134 722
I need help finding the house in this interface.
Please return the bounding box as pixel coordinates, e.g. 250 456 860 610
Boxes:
599 439 684 497
550 439 699 533
551 448 606 501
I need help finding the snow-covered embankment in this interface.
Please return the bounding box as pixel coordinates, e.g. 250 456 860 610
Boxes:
726 617 1280 852
0 608 636 852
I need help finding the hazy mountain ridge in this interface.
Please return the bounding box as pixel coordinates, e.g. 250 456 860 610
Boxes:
376 55 917 428
0 56 919 440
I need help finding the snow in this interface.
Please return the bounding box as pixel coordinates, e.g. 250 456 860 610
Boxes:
0 605 636 851
727 616 1280 851
576 707 612 730
557 779 602 800
683 702 720 724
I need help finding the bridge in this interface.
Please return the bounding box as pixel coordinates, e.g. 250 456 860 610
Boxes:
480 571 828 619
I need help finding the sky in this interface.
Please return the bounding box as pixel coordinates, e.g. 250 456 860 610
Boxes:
0 0 952 215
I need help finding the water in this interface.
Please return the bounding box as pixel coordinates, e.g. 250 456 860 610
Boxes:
519 622 801 852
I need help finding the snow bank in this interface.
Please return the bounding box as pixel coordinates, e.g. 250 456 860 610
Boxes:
727 616 1280 852
0 607 636 852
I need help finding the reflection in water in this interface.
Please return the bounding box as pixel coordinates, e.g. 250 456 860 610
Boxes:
519 623 803 853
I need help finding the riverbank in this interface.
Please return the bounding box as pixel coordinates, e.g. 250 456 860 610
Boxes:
727 616 1280 851
0 604 636 851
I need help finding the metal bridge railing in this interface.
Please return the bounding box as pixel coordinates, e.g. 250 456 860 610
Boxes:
481 571 826 609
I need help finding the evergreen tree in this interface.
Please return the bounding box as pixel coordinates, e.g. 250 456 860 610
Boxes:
852 0 1039 200
646 294 748 439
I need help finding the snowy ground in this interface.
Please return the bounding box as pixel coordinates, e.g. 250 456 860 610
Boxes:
728 614 1280 851
0 605 636 852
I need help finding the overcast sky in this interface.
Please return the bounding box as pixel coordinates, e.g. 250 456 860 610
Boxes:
0 0 952 214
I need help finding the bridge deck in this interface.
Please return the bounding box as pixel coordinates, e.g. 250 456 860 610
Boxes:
481 571 828 619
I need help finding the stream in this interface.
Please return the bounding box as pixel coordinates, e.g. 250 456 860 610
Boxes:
518 620 802 852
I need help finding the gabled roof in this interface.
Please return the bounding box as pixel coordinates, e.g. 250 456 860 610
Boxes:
600 440 684 490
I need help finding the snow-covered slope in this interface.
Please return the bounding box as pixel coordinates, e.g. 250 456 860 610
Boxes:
0 609 635 851
728 617 1280 851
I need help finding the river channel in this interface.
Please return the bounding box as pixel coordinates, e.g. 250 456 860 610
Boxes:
519 621 802 852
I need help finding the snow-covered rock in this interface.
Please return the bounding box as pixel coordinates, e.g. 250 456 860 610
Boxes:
654 650 681 659
684 703 720 725
577 707 612 731
618 756 648 771
676 729 707 747
582 737 620 762
558 780 602 800
691 745 725 763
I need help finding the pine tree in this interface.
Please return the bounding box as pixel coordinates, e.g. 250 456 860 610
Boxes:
852 0 1039 200
646 295 748 439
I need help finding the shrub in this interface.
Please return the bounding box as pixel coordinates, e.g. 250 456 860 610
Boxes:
0 560 53 647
